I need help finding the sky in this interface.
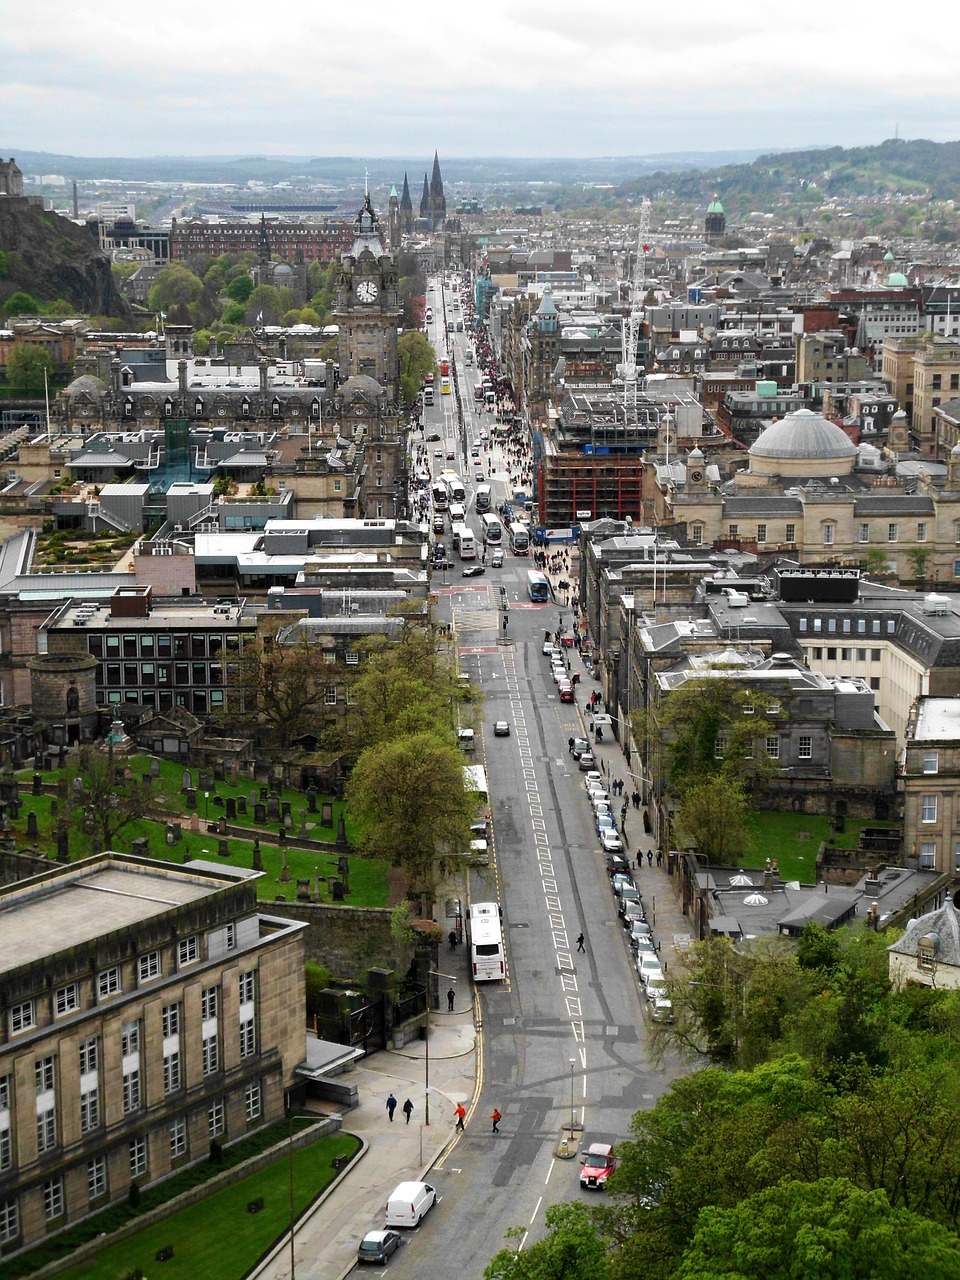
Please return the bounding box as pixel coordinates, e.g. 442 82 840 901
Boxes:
3 0 959 160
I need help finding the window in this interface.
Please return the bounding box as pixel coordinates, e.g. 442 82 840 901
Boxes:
225 922 237 951
163 1050 181 1095
202 1034 219 1076
756 523 767 543
798 736 812 760
55 982 79 1018
325 685 338 706
785 523 796 543
871 648 881 662
727 524 739 538
245 1081 262 1122
10 999 35 1035
743 704 755 716
162 1003 180 1038
870 676 880 690
201 987 219 1021
918 522 928 543
765 737 780 759
887 523 898 543
122 1069 141 1113
37 1108 56 1152
208 1101 225 1138
239 971 255 1005
121 1020 139 1056
170 1116 187 1160
822 524 834 546
98 966 121 1000
129 1135 147 1180
858 523 869 543
0 1199 18 1245
240 1018 256 1059
922 794 938 823
35 1056 54 1094
691 524 703 545
80 1087 99 1133
87 1156 106 1201
923 751 939 775
857 648 867 661
42 1177 63 1221
827 647 837 661
919 841 937 869
178 935 199 967
138 950 161 983
713 733 727 759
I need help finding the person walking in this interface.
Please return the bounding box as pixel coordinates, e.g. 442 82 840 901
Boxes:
386 1093 398 1122
576 932 585 952
447 987 456 1012
454 1103 466 1132
491 1107 502 1133
656 850 663 868
647 850 653 867
402 1098 414 1125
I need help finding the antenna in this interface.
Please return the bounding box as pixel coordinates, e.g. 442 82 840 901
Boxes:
364 168 369 198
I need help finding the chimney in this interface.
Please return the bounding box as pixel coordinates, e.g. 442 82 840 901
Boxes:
259 358 269 394
209 336 218 360
178 360 188 395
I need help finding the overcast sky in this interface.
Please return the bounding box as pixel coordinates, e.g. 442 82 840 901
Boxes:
3 0 958 160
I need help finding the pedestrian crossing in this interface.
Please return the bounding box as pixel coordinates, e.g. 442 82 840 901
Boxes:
455 607 500 632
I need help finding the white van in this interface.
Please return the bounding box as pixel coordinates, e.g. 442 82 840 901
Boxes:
385 1180 437 1228
458 728 475 751
490 547 504 568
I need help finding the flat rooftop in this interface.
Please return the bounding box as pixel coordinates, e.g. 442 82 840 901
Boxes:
0 860 224 974
914 697 960 742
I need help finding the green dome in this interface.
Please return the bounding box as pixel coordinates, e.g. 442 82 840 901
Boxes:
886 271 909 287
707 197 724 214
883 251 895 261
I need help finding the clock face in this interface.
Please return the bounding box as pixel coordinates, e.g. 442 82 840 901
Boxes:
357 280 379 303
690 470 703 483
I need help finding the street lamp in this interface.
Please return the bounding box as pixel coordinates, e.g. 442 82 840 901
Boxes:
424 968 457 1127
569 1058 577 1128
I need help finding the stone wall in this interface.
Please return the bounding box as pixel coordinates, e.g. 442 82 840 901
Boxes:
268 901 399 981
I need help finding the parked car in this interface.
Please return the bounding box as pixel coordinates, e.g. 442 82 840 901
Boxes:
385 1180 438 1227
579 1142 617 1190
578 752 597 771
619 885 642 913
611 872 633 897
571 736 590 759
599 828 624 853
651 996 674 1022
542 638 555 655
645 974 669 1001
606 853 630 878
596 813 615 834
637 955 663 986
583 771 603 788
559 683 575 703
622 900 646 930
357 1229 402 1264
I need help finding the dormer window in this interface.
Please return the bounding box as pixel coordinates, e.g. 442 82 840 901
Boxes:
164 399 173 417
918 932 938 971
194 399 203 418
241 398 250 418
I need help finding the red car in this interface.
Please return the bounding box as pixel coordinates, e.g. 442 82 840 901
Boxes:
558 681 575 703
580 1142 616 1190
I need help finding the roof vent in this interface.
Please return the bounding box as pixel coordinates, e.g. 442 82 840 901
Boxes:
922 593 950 616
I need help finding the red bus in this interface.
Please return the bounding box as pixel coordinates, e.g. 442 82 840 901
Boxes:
440 359 450 377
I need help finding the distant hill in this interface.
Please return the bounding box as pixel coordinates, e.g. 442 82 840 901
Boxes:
0 201 124 316
617 138 960 210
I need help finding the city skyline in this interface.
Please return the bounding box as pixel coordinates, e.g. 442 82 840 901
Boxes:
3 0 959 161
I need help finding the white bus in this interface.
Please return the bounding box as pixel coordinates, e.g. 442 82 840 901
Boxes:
469 902 505 981
452 522 477 559
480 512 502 544
475 484 492 514
441 471 465 502
509 521 530 554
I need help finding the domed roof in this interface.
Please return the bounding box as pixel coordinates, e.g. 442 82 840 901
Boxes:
64 373 108 398
707 195 724 214
886 271 909 287
688 445 704 460
337 373 385 401
749 408 856 462
883 251 895 262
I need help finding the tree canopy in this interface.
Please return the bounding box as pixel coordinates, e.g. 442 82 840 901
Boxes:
398 329 436 405
5 343 53 392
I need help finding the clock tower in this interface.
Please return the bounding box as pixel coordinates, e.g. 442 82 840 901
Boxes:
334 193 401 402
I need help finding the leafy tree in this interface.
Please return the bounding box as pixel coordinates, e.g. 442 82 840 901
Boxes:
67 745 152 852
245 284 284 326
226 275 253 304
398 330 436 405
307 259 338 321
222 302 246 326
2 289 42 316
193 329 211 357
675 773 750 866
0 249 7 277
148 264 204 314
5 344 53 392
863 547 890 576
796 921 842 973
219 625 338 749
484 1203 609 1279
905 544 931 579
298 307 321 326
676 1177 960 1279
346 731 476 909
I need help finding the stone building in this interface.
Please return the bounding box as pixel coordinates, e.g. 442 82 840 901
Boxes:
902 696 960 877
0 854 306 1256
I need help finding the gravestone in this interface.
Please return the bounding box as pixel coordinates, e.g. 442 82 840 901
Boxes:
7 798 20 821
254 803 266 824
298 812 309 837
252 838 263 872
307 787 318 813
131 836 149 858
283 812 292 830
217 816 227 835
150 756 161 777
337 855 350 894
279 848 290 881
296 878 311 900
321 802 333 827
236 797 247 816
32 773 42 796
331 878 344 901
199 771 213 792
281 800 292 820
229 761 238 787
186 789 197 810
213 761 225 783
56 825 69 862
141 774 152 791
50 799 58 818
249 790 258 807
189 813 200 833
225 797 236 820
181 769 192 793
260 787 268 801
218 839 230 858
25 811 38 839
266 794 280 820
212 794 224 808
336 813 347 847
165 822 181 845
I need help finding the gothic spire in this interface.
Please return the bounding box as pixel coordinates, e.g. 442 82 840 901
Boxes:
400 172 413 212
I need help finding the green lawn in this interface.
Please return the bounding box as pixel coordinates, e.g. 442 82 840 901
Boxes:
52 1133 361 1280
742 811 899 884
11 755 389 908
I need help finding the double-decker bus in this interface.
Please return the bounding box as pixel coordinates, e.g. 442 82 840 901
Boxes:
509 521 529 554
474 382 484 403
526 569 550 602
469 902 505 982
475 484 492 514
431 481 448 511
480 512 502 544
452 522 477 559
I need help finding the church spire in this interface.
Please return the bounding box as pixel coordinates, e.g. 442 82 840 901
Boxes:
419 172 430 219
400 172 413 212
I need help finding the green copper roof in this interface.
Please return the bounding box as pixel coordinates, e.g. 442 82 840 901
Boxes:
707 197 724 213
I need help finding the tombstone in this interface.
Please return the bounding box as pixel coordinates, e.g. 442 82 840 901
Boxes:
7 798 20 821
266 794 280 820
225 797 236 820
33 750 43 771
279 848 290 882
218 839 230 858
56 824 69 862
25 811 38 840
32 773 43 797
123 766 133 783
213 761 225 783
254 803 266 824
331 878 344 901
165 822 181 846
229 761 238 787
281 800 292 820
43 754 54 772
199 771 213 792
307 787 318 813
249 790 258 807
283 812 292 831
212 795 224 809
336 813 347 847
50 799 58 818
217 816 227 836
320 801 333 827
337 855 350 895
835 814 846 834
278 824 287 846
189 813 200 833
260 787 268 801
252 838 263 872
296 878 311 901
141 774 152 791
131 836 149 859
298 812 309 837
186 789 197 810
236 796 247 817
150 756 162 777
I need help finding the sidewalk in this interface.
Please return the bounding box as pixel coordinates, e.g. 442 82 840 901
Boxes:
253 1008 477 1280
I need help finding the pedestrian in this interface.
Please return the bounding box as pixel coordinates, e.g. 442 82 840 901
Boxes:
576 932 585 952
386 1093 398 1122
402 1098 414 1125
491 1108 502 1133
637 850 644 870
447 987 456 1012
647 850 653 867
656 850 663 868
568 736 574 754
455 1103 466 1132
449 930 458 950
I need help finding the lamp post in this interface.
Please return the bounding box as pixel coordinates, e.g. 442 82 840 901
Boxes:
569 1058 577 1128
424 968 457 1127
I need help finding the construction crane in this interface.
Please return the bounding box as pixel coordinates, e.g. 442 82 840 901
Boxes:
618 197 652 420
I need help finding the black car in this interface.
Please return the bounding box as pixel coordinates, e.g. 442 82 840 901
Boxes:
462 565 485 577
426 431 442 441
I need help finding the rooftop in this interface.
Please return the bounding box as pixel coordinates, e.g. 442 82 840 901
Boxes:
913 696 960 742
